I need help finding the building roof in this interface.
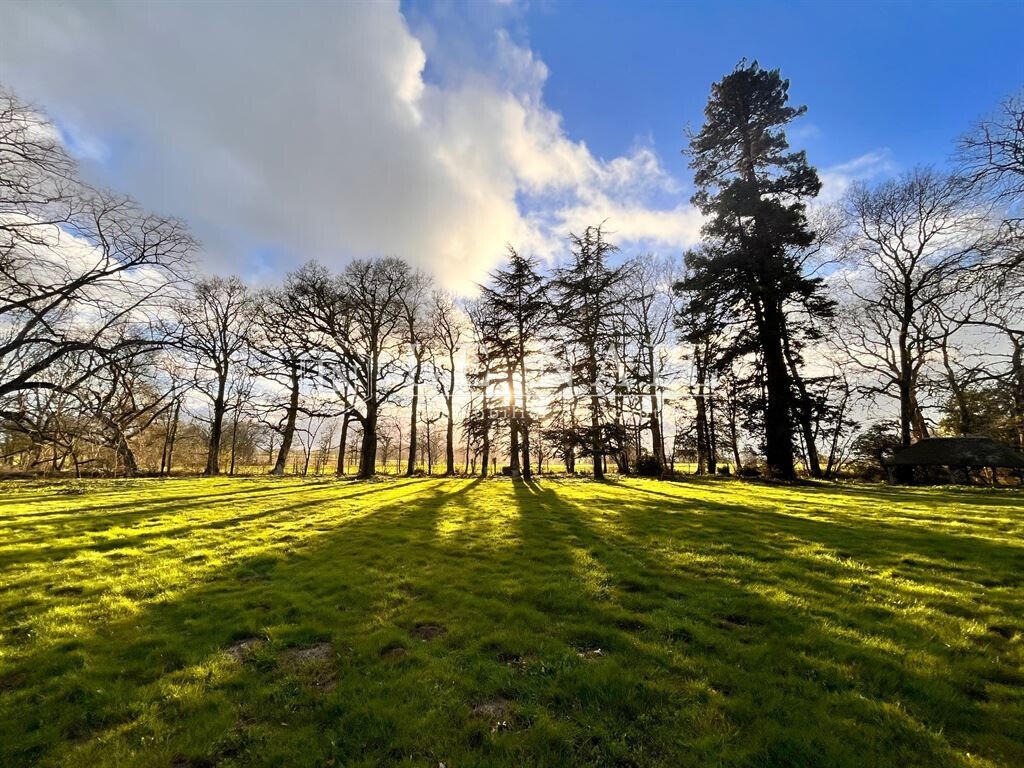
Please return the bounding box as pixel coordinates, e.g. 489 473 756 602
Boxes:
888 437 1024 468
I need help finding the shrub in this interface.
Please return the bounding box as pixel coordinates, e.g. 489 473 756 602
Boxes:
634 456 663 477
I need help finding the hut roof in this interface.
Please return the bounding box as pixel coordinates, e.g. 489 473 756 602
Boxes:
888 437 1024 468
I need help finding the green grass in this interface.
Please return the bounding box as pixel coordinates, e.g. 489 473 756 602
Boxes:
1 476 1022 767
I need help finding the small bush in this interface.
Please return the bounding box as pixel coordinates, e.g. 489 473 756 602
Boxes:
716 465 731 476
634 456 663 477
738 465 761 478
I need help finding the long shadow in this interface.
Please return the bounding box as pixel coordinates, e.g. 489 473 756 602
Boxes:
616 479 1024 583
2 477 1019 768
1 477 457 766
2 479 433 558
1 481 317 520
523 479 1018 768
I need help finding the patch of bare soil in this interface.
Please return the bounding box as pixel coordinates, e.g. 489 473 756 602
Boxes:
279 641 333 665
224 637 264 662
471 698 514 733
380 642 407 660
279 642 337 691
411 622 446 641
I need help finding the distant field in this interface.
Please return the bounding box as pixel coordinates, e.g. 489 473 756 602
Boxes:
1 476 1022 767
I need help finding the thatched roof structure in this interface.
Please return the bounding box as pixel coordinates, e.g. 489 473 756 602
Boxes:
888 437 1024 468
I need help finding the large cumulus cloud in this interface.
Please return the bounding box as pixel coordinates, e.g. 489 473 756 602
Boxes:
0 1 703 291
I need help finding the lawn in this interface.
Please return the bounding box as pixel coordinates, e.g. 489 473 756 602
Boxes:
1 476 1022 768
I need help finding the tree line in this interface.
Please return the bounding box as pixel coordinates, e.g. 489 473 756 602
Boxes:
2 63 1022 481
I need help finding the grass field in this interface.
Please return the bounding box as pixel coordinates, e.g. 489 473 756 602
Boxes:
1 476 1022 767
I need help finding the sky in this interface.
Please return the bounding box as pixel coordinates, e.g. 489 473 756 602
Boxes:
1 0 1021 293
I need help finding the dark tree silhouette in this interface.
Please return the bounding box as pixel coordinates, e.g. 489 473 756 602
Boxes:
684 60 827 479
174 277 254 475
479 247 549 480
551 225 627 480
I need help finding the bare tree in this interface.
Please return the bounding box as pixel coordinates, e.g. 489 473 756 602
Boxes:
400 271 434 475
250 285 313 476
958 89 1024 229
430 291 464 475
1 88 193 469
620 253 677 470
174 276 254 475
840 169 994 477
291 258 411 478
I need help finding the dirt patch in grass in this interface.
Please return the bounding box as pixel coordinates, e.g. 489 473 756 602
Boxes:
279 642 337 691
411 622 446 641
279 641 333 665
471 698 511 719
380 642 407 660
224 637 264 662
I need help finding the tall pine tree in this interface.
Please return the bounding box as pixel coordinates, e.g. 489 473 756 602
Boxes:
551 225 627 480
479 247 549 480
684 61 829 479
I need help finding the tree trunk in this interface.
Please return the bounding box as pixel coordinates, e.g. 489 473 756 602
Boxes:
646 339 665 469
159 407 173 476
518 357 531 480
480 402 490 477
359 407 378 478
694 348 709 475
271 366 300 476
228 407 240 476
115 432 138 477
507 369 520 477
782 331 822 478
205 374 228 475
406 357 422 475
758 300 796 479
445 354 456 475
1010 338 1024 453
464 399 472 475
336 413 350 475
166 401 180 475
590 389 603 480
707 378 718 475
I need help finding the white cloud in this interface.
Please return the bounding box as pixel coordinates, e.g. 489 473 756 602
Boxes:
0 1 701 293
818 150 895 203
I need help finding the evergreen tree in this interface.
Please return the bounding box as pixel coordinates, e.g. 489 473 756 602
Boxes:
684 60 830 479
551 225 627 479
479 247 549 480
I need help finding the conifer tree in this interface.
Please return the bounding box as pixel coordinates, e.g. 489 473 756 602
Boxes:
684 61 830 479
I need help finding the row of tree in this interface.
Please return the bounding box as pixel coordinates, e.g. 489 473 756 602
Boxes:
2 64 1022 480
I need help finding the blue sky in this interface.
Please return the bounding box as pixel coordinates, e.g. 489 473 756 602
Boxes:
411 0 1024 182
2 1 1021 289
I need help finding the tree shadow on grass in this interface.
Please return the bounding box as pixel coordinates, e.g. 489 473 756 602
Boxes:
1 477 1021 768
512 478 1021 768
0 479 434 567
617 479 1024 587
1 477 457 767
